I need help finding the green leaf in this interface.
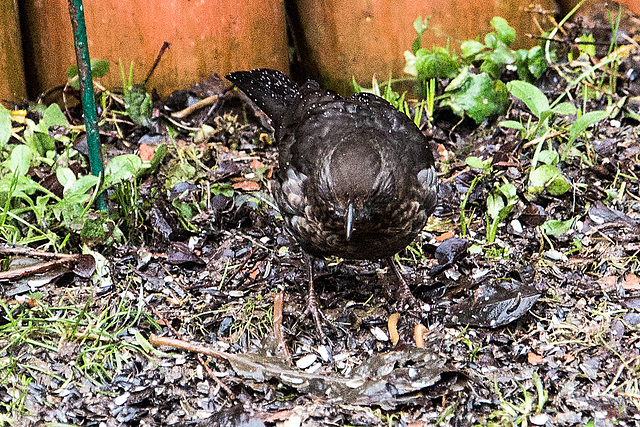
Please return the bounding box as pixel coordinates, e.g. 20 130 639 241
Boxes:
66 64 79 79
412 37 422 55
124 84 153 127
212 183 234 197
104 154 145 188
90 59 110 78
66 59 110 89
461 40 486 57
499 120 525 130
413 16 429 35
506 80 549 118
10 144 33 176
528 164 571 196
567 110 608 145
56 167 76 188
489 43 517 65
442 69 509 123
550 102 577 116
486 193 504 220
484 32 497 49
537 149 559 166
491 17 516 46
65 174 100 198
29 132 55 156
412 16 429 53
465 156 486 169
0 104 11 147
403 50 417 76
496 183 516 200
577 34 595 56
40 103 69 131
541 218 573 236
526 46 547 79
415 47 459 80
480 60 501 80
515 49 534 82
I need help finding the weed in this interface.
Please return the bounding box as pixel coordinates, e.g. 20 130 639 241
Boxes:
0 272 154 416
488 372 549 426
460 156 492 237
404 16 547 124
486 182 517 243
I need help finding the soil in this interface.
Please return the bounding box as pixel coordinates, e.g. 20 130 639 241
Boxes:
3 2 640 426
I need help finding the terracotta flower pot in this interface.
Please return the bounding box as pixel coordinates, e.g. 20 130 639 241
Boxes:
560 0 640 16
0 0 26 102
20 0 289 100
292 0 556 94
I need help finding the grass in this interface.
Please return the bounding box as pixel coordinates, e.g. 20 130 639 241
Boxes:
0 274 158 418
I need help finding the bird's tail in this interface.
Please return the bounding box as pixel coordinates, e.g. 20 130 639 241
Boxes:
226 69 298 128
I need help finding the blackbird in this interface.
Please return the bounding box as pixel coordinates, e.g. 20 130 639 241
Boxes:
226 69 438 337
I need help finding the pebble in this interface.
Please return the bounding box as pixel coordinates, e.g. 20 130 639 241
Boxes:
510 219 523 234
283 414 302 427
296 354 317 369
544 250 567 262
530 413 549 425
306 362 322 373
370 326 388 341
317 345 331 362
114 392 130 406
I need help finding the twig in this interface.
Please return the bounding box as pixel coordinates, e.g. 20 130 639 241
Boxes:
273 290 291 364
603 355 640 394
149 334 362 386
0 259 72 281
144 42 171 85
0 245 79 260
521 129 563 149
171 95 219 119
148 305 235 398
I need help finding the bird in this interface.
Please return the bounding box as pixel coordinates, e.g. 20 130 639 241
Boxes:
225 69 438 338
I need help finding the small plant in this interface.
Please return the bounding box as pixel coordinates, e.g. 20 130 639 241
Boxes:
440 67 509 124
66 58 110 90
485 182 517 243
500 80 577 140
405 16 549 124
488 372 549 426
460 17 547 83
460 156 493 236
120 61 153 128
500 81 609 199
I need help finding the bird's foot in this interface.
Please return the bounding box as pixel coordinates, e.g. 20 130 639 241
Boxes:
386 257 425 312
396 281 424 311
300 292 330 344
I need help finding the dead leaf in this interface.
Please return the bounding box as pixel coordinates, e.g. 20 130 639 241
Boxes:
435 231 455 242
528 353 544 364
232 180 261 191
620 273 640 290
250 159 264 169
139 143 156 162
445 278 540 328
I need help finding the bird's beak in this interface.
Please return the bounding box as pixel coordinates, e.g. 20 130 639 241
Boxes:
345 202 354 240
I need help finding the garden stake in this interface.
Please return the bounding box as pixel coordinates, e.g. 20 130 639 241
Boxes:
67 0 107 211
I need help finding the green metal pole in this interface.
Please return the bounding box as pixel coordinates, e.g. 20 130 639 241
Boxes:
67 0 107 211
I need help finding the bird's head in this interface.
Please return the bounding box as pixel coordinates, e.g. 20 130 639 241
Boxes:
320 138 394 240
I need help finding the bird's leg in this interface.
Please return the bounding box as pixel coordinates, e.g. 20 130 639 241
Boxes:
386 256 423 310
302 253 327 341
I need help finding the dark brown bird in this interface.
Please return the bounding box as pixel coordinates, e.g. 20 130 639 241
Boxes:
226 69 438 337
